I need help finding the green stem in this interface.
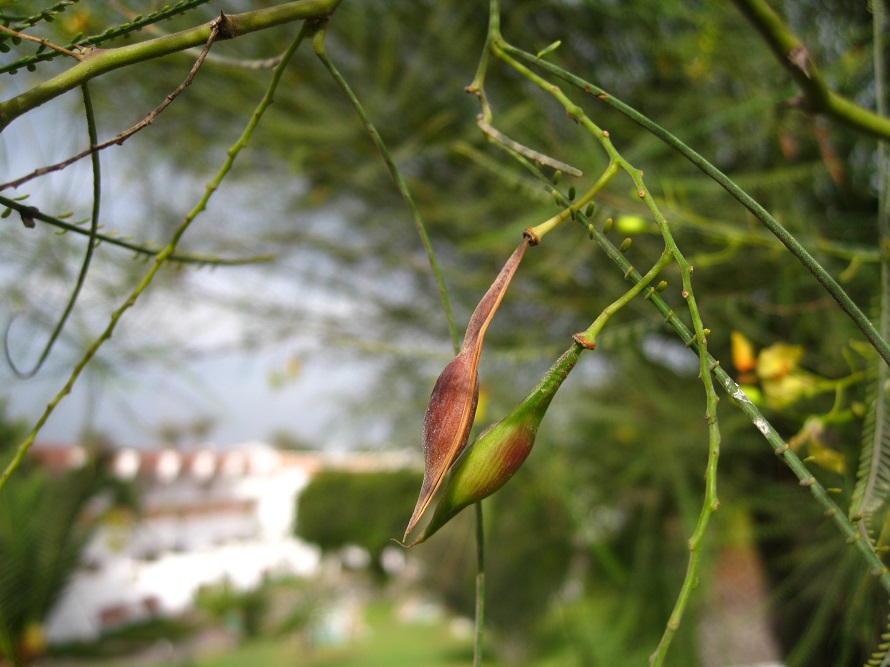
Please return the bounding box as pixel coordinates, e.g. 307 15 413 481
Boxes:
0 21 310 492
474 501 485 667
498 40 890 370
509 124 888 660
527 163 618 241
576 250 672 346
527 158 890 597
730 0 890 141
6 84 101 379
466 0 502 123
312 23 460 353
0 0 341 132
496 44 727 661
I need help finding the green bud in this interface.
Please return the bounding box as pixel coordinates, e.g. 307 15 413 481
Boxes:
552 170 562 185
536 40 562 59
568 186 576 201
602 217 613 234
619 237 632 253
656 280 668 292
408 344 583 545
585 203 595 218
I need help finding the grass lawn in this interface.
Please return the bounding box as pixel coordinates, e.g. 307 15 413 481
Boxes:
297 600 479 667
66 599 487 667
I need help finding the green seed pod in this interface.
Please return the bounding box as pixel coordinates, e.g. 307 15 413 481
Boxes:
552 170 562 185
603 217 613 234
404 237 532 540
585 203 595 218
619 237 632 253
408 343 584 545
568 186 576 201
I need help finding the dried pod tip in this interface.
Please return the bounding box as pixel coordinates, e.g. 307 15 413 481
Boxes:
523 227 540 246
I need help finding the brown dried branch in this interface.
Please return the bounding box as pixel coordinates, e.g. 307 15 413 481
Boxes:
1 16 222 192
0 24 83 62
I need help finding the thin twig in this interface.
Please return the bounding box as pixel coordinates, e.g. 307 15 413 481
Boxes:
0 23 83 61
0 17 309 492
4 84 101 379
1 22 221 192
496 45 724 661
515 141 890 600
473 502 485 667
476 116 582 177
0 195 275 265
311 22 461 352
109 0 286 71
498 40 890 371
0 0 343 132
730 0 890 141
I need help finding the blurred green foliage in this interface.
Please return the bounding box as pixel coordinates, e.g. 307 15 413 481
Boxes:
295 469 421 576
0 407 113 666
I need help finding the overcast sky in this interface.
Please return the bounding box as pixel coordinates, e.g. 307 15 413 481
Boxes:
0 95 404 452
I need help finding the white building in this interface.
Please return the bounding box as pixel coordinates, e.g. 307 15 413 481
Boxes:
32 441 332 643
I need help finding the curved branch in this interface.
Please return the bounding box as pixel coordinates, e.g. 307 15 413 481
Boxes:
0 19 312 492
731 0 890 140
0 0 342 132
5 84 101 379
499 40 890 370
1 12 221 191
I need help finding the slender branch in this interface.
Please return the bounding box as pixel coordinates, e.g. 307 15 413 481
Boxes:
473 501 485 667
5 84 101 379
0 195 275 266
495 43 727 662
465 0 502 123
516 151 890 598
0 19 310 491
0 23 83 61
311 22 461 352
0 0 342 132
574 251 672 346
730 0 890 140
497 40 890 370
0 0 211 75
469 11 499 652
1 22 221 192
108 1 287 71
476 117 582 177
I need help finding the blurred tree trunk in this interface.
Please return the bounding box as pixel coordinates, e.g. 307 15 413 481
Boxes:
698 511 782 666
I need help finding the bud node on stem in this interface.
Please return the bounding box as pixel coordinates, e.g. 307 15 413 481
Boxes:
572 332 596 350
